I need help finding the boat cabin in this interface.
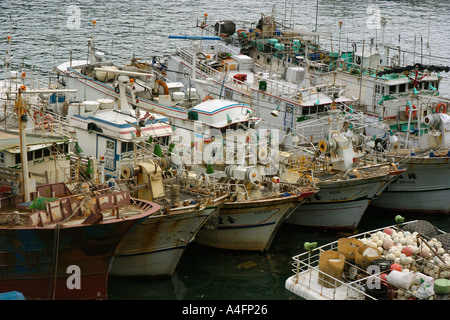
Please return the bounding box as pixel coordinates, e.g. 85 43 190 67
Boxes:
0 130 73 196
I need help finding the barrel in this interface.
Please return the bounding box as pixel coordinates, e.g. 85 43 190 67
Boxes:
318 251 346 288
97 98 114 110
355 245 381 270
337 238 362 262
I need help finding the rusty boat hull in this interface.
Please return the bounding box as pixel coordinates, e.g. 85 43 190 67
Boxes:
0 190 160 300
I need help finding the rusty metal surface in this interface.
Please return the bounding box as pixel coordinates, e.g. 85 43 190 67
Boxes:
0 192 160 300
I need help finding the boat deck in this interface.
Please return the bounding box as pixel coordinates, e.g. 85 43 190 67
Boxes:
285 269 370 300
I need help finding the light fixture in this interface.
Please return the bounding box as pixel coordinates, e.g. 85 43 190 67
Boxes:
86 158 94 174
154 144 164 157
75 142 83 154
227 113 232 124
206 162 214 174
389 130 398 143
271 106 280 117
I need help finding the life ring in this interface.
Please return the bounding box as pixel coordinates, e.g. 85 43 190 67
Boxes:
405 104 417 118
202 95 214 102
436 103 447 114
33 110 42 124
38 113 54 129
155 79 169 95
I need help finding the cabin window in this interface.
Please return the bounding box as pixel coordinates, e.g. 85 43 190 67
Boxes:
34 149 43 160
389 85 396 94
399 83 406 93
302 107 309 116
43 148 50 157
0 152 4 167
423 81 429 90
121 141 135 153
27 151 34 161
15 153 21 165
310 105 317 114
160 136 170 146
416 82 422 90
317 105 324 113
375 85 381 94
381 86 385 95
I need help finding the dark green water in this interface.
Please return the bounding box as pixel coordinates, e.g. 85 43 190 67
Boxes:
107 207 450 300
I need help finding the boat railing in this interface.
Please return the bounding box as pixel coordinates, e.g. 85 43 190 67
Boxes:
289 220 445 300
290 247 377 300
176 46 252 93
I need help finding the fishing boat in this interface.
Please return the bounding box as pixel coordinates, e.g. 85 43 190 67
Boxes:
108 160 229 276
55 78 231 276
166 13 354 139
280 108 405 230
0 90 161 299
285 217 450 300
0 181 160 300
210 11 449 120
0 129 74 196
187 165 317 251
56 22 258 145
64 83 173 178
369 98 450 215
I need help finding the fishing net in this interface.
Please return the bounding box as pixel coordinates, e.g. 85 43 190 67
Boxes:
29 197 57 210
401 220 439 238
435 233 450 251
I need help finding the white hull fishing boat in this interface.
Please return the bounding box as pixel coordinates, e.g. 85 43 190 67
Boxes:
370 101 450 215
167 14 353 139
59 93 232 276
56 25 258 146
285 218 450 300
109 159 230 276
110 204 222 276
281 109 404 230
370 152 450 215
287 172 402 230
177 157 318 251
172 12 450 125
195 191 313 251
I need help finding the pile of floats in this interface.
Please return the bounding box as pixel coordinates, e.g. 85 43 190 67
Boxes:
286 216 450 300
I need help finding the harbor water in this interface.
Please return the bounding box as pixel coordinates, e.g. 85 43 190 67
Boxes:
0 0 449 301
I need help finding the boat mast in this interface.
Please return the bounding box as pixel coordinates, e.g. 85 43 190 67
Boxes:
13 87 78 202
16 88 31 202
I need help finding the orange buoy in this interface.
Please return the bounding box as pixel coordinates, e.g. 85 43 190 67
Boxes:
436 103 447 114
202 95 214 102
